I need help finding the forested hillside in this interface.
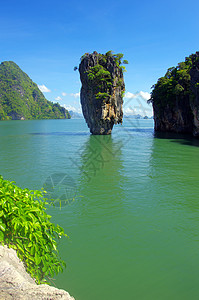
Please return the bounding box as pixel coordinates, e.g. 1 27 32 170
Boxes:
0 61 70 120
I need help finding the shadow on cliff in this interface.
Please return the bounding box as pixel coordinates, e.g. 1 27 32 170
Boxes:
30 132 89 136
154 131 199 147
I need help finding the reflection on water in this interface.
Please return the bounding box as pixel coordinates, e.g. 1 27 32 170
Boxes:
75 135 126 218
30 131 89 136
154 131 199 147
149 132 199 213
79 135 123 182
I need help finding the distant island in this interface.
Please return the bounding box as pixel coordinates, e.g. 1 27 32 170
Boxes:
123 114 153 119
0 61 71 120
68 110 83 118
149 52 199 137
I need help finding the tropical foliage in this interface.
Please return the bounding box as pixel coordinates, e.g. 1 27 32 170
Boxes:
0 175 67 284
149 54 199 109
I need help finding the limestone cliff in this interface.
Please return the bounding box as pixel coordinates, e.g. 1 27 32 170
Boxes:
79 51 125 135
149 52 199 137
0 245 75 300
189 53 199 136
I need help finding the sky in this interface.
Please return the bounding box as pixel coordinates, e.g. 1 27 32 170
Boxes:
1 0 199 116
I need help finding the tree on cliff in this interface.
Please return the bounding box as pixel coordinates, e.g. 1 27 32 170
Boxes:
148 52 199 136
149 56 193 109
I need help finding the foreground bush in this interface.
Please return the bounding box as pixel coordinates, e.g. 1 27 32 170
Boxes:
0 175 67 283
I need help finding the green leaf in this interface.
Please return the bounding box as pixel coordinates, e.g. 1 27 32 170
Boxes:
0 175 67 284
30 246 35 256
0 231 4 242
0 222 6 232
35 253 41 265
42 260 48 273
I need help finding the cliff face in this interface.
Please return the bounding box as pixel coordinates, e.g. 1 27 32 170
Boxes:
79 51 125 135
152 95 193 134
150 52 199 137
0 61 71 120
190 54 199 136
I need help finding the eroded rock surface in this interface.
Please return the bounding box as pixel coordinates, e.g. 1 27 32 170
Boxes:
0 245 75 300
79 51 125 135
190 53 199 136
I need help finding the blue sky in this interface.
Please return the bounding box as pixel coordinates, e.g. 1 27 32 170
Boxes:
1 0 199 116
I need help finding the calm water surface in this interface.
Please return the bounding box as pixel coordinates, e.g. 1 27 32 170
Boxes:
1 118 199 300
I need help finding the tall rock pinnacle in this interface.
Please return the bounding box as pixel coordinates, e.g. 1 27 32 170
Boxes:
79 51 126 135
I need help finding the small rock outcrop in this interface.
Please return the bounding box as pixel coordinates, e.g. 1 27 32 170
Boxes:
0 245 75 300
79 51 125 135
149 52 199 137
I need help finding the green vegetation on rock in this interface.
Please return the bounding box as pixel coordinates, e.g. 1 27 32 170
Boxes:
83 51 127 102
0 61 71 120
0 176 67 284
87 64 112 89
95 92 111 100
149 54 198 110
148 52 199 135
78 51 128 83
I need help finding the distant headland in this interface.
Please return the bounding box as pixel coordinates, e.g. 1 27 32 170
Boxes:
0 61 71 121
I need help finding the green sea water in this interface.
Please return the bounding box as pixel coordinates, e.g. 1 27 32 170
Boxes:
1 118 199 300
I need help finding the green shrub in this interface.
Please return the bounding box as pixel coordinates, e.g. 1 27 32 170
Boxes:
95 92 110 100
87 64 112 86
0 175 67 284
116 79 124 87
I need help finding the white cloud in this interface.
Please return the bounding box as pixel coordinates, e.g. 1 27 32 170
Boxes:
70 92 80 98
124 92 137 99
139 91 150 100
124 91 150 101
38 84 51 93
124 105 152 116
62 92 67 96
124 90 153 117
55 96 62 101
125 107 136 114
63 104 82 114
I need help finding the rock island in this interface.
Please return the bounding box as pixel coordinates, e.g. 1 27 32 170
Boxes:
79 51 127 135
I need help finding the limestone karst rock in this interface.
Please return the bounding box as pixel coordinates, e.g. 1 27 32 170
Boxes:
79 51 125 135
150 52 199 137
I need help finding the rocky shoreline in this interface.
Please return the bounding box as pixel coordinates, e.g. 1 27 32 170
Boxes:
0 245 75 300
